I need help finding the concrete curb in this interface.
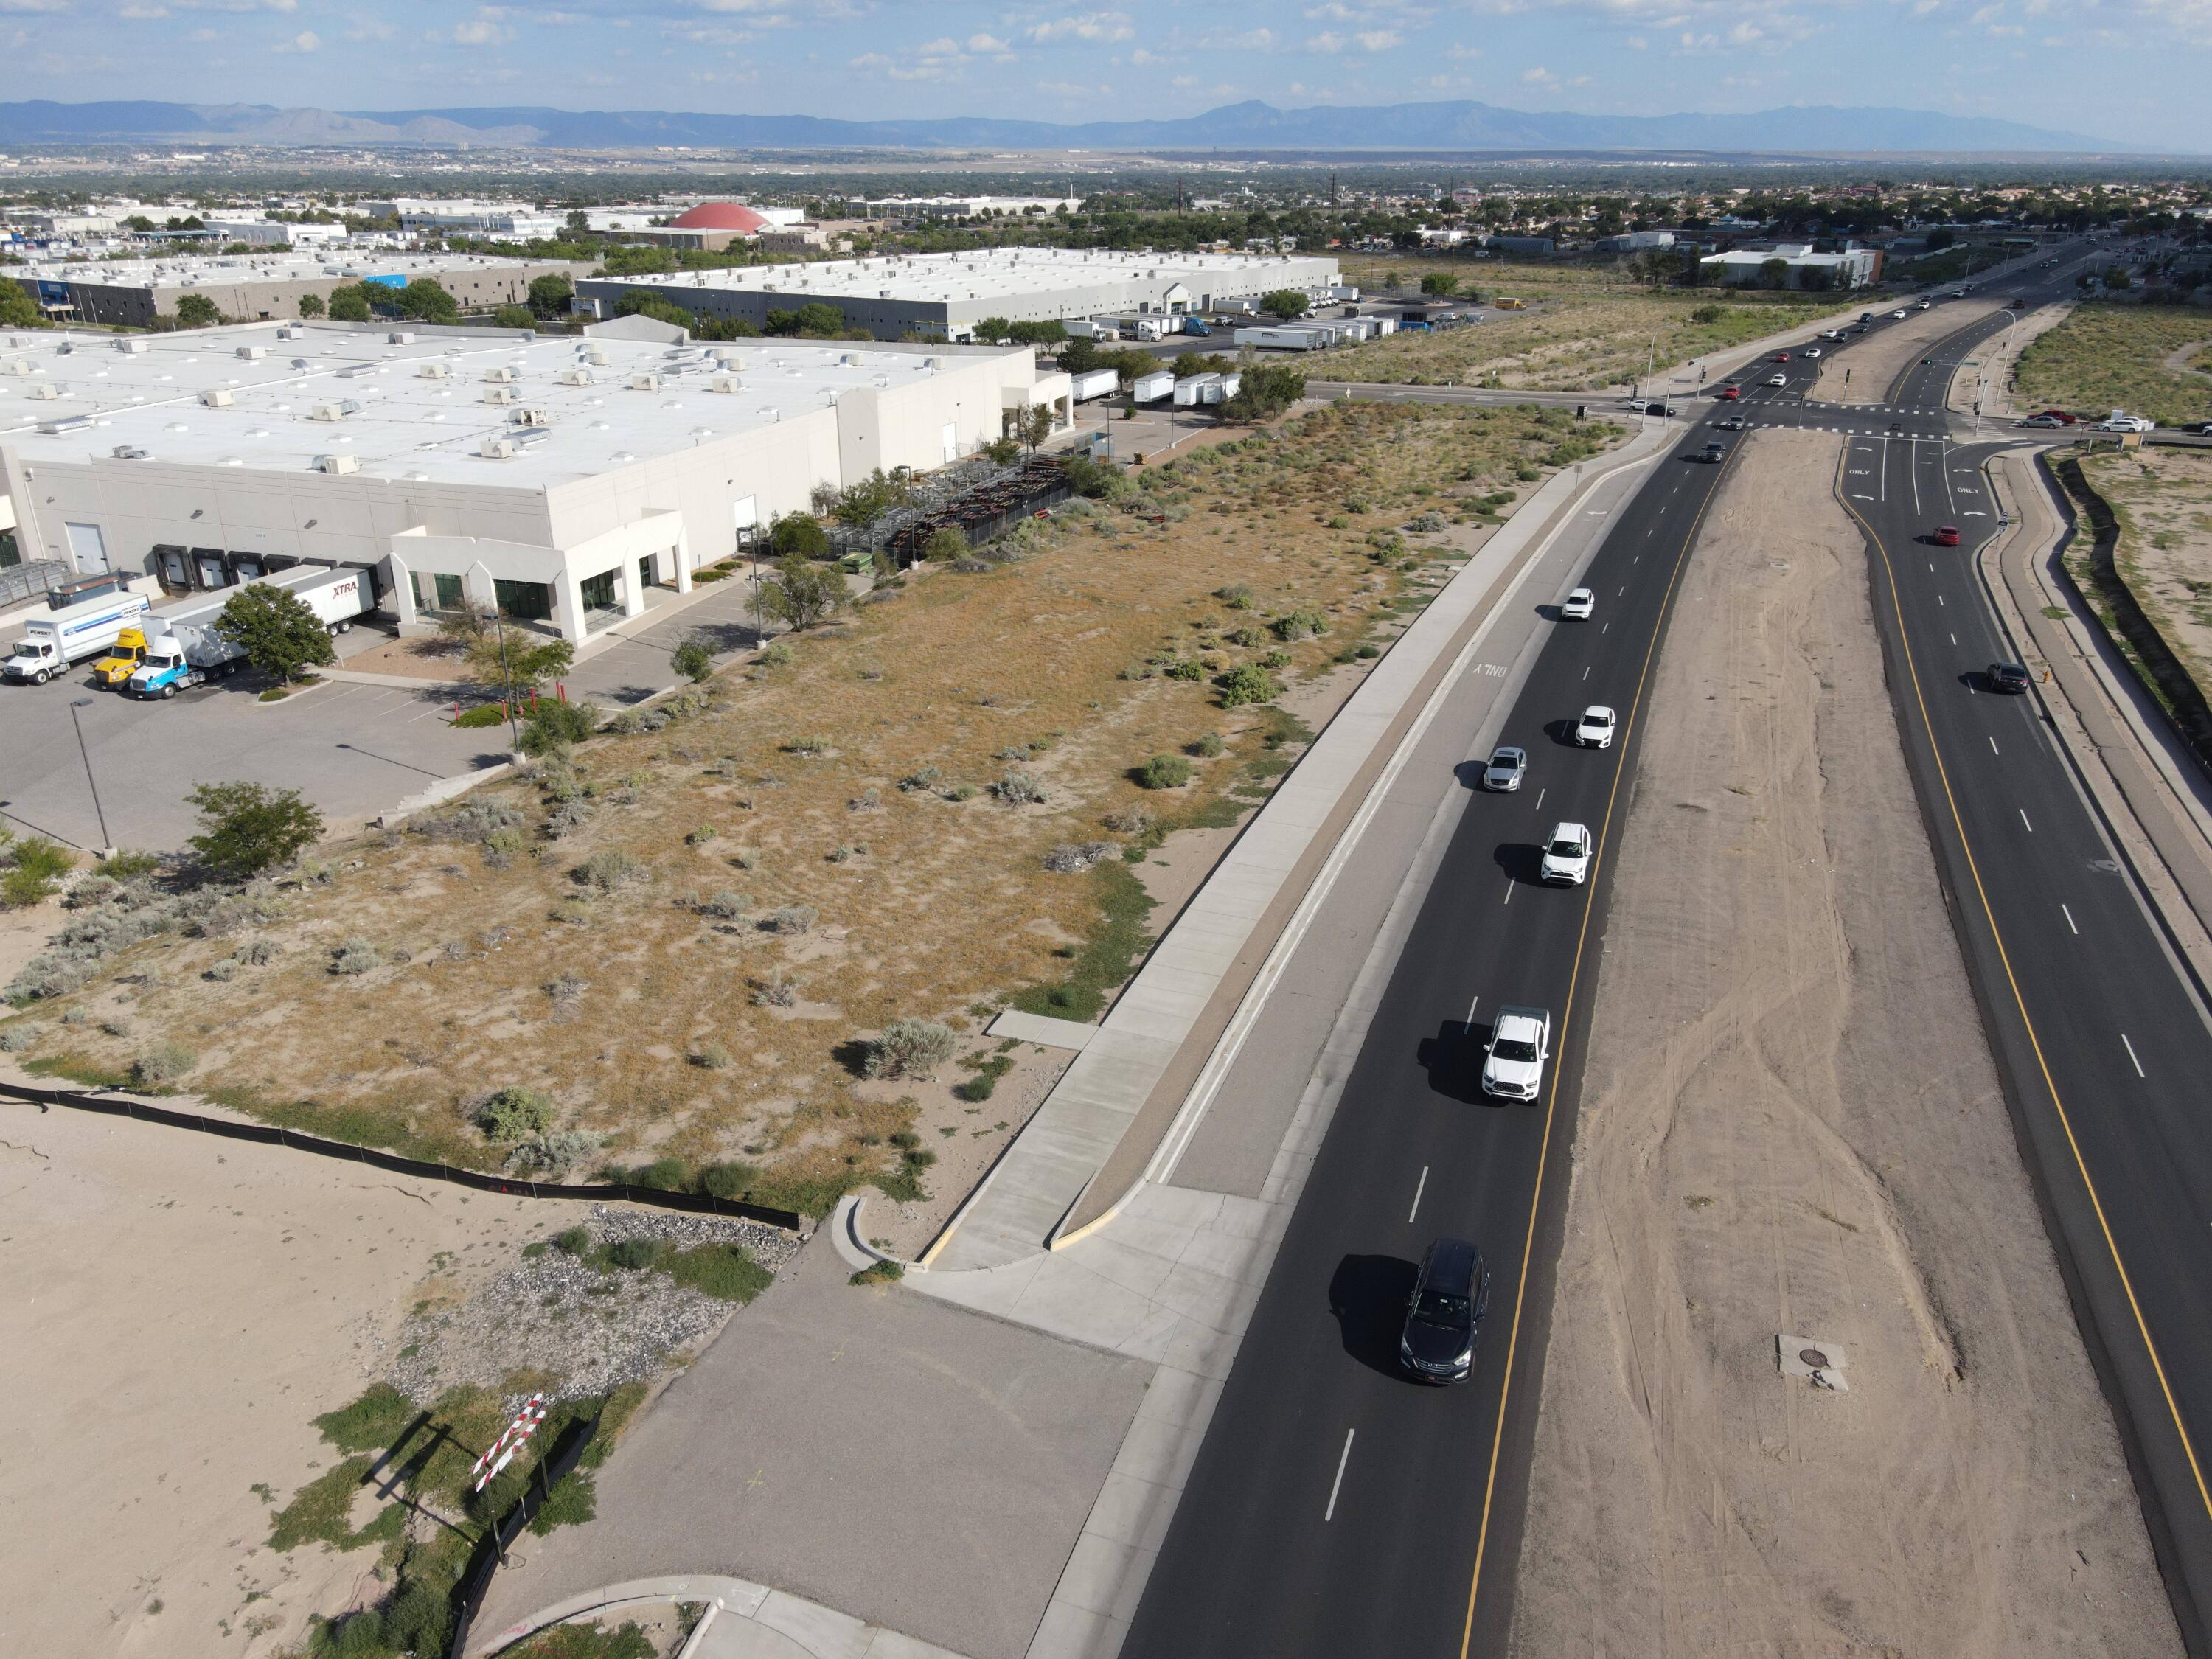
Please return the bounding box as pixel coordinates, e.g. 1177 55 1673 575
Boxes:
474 1573 970 1659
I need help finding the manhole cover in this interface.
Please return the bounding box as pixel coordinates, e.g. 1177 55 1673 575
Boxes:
1798 1348 1832 1369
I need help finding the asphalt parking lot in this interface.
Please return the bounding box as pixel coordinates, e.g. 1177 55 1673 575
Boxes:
0 654 503 853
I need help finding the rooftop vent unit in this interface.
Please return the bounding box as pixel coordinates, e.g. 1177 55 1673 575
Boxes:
478 433 549 459
276 324 302 340
387 330 415 345
37 414 91 433
709 347 745 368
556 366 594 387
25 382 63 400
55 341 76 355
2 359 32 375
112 337 147 355
508 406 552 427
416 362 450 380
482 386 519 406
309 400 361 421
315 453 359 475
838 353 860 366
198 387 234 408
581 346 611 366
237 345 268 361
628 371 662 391
923 356 946 369
111 444 151 460
483 366 518 383
707 375 742 394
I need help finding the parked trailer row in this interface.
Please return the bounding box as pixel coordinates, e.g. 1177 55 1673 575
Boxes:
1172 372 1243 407
126 566 373 699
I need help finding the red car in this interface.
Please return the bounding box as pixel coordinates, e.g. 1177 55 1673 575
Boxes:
1719 384 1742 400
1772 352 1791 362
2034 409 2078 425
1934 526 1962 547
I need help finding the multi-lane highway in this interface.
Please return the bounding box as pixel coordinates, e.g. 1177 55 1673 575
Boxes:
1124 240 2212 1655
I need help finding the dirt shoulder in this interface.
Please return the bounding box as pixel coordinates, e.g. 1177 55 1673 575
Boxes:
1812 299 2006 403
1507 428 2177 1656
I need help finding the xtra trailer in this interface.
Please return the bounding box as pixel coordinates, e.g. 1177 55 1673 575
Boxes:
125 566 375 700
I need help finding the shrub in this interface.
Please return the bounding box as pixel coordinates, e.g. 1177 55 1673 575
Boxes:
1135 754 1194 790
850 1259 905 1287
695 1160 762 1200
99 849 161 882
506 1130 600 1178
671 635 714 683
574 848 644 891
478 1086 558 1141
1162 659 1206 682
65 874 119 909
753 977 797 1008
1102 805 1153 835
131 1041 196 1087
1225 626 1265 649
1 836 74 908
1260 650 1293 670
1189 731 1226 757
553 1225 591 1255
993 771 1047 806
1355 643 1381 660
921 526 969 563
863 1017 959 1080
1271 609 1328 643
757 641 795 668
1043 841 1115 874
483 826 528 866
686 824 719 846
606 1238 665 1272
667 1243 774 1302
700 890 751 921
898 765 942 793
330 937 380 975
1214 583 1256 609
692 1043 732 1070
783 734 831 757
1215 664 1282 708
518 700 602 756
765 905 817 936
452 703 509 729
186 782 322 880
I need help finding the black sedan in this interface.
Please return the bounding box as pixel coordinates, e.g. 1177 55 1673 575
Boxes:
1989 662 2032 695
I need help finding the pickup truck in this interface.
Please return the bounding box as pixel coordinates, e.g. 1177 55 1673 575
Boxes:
1482 1006 1554 1102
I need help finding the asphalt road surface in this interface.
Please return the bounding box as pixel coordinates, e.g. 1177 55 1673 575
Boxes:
1124 241 2212 1657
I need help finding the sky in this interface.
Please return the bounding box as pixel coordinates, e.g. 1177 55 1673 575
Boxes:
3 0 2208 150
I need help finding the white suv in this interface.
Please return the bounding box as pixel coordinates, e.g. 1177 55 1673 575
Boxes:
1561 588 1595 621
1482 1006 1554 1101
1539 822 1593 885
1573 705 1616 748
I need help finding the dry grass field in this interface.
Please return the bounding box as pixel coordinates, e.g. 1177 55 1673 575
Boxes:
2081 445 2212 706
2014 302 2212 428
4 400 1621 1233
1319 258 1836 389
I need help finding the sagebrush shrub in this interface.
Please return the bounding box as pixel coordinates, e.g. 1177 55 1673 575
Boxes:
478 1086 558 1141
131 1042 196 1086
863 1017 959 1081
330 937 380 975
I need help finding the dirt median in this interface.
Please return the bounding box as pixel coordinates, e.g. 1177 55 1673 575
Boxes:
1814 299 2006 404
1506 427 2178 1656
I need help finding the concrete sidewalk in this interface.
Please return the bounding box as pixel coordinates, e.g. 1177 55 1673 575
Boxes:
1979 451 2212 993
920 414 1673 1276
478 1574 970 1659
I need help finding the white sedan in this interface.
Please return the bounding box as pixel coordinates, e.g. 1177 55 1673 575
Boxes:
1767 372 1788 387
1804 347 1823 358
1540 822 1594 885
1561 588 1595 621
1573 705 1616 748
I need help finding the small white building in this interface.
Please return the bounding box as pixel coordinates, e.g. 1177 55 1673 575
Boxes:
1698 243 1883 291
1 320 1071 644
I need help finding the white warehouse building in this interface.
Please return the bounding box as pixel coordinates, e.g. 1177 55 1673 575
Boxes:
0 319 1071 644
575 246 1343 341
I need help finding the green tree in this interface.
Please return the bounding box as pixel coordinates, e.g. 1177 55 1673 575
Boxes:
173 292 221 329
296 292 325 318
124 214 156 233
1222 363 1307 422
768 512 831 560
759 553 849 630
467 625 575 702
527 272 574 317
832 469 910 529
1419 272 1459 296
1013 403 1054 452
971 316 1015 344
1758 257 1791 290
517 698 601 756
214 582 335 684
397 278 459 323
186 782 323 880
795 301 845 336
327 285 372 322
1261 288 1311 320
0 285 44 330
671 634 714 682
614 291 699 330
493 304 535 330
1007 319 1066 347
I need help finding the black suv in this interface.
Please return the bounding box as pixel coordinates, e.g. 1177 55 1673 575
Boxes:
1989 662 2032 695
1399 1237 1490 1384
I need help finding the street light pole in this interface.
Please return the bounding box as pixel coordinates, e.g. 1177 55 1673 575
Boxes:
68 698 113 852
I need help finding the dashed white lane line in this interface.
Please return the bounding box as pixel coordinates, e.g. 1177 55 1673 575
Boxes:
2062 903 2079 936
1502 879 1514 907
1989 735 2000 755
2122 1033 2146 1078
1408 1166 1430 1225
2020 807 2034 832
1325 1429 1356 1522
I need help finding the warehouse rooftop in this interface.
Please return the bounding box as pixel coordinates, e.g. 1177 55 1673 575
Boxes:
0 321 1009 489
585 245 1329 302
15 250 578 292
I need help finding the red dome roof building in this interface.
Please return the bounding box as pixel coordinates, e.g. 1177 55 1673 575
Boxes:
669 202 771 235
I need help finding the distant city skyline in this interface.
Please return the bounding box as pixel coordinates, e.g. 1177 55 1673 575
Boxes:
3 1 2205 151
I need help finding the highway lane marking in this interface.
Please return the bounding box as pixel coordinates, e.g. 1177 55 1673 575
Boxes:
2123 1034 2146 1078
1461 429 1728 1658
1951 633 1958 645
2063 903 2079 935
1409 1165 1430 1225
1324 1429 1355 1522
1533 789 1545 810
1836 461 2212 1535
1989 735 2000 755
1938 595 1946 606
1582 666 1590 680
2020 810 2034 834
1502 878 1514 906
1465 992 1481 1023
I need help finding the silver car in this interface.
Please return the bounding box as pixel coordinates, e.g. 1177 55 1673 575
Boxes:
1482 745 1528 792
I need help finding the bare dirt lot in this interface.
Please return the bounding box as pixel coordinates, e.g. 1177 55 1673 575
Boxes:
2081 443 2212 709
1508 428 2178 1656
1813 299 2006 404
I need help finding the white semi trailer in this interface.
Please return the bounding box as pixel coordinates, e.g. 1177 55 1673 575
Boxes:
2 589 154 685
125 566 374 700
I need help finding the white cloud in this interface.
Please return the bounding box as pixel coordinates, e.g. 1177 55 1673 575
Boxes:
271 26 316 49
0 0 70 13
1357 27 1404 46
1026 10 1135 43
966 30 1009 52
1305 28 1344 48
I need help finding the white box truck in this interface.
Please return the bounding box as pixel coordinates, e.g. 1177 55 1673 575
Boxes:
3 588 154 685
1131 370 1175 404
1113 316 1168 341
1061 318 1120 341
1071 368 1121 402
125 566 373 700
1235 325 1328 351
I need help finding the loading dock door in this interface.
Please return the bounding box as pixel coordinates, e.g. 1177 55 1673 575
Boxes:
64 521 110 574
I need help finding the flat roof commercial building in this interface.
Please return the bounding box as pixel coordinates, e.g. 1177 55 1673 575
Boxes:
8 251 593 330
575 247 1342 342
1699 243 1883 290
360 199 566 240
0 319 1070 643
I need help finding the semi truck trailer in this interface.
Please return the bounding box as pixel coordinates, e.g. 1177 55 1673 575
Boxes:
125 566 373 700
2 590 153 685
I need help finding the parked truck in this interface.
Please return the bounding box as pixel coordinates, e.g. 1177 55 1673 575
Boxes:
1130 369 1175 405
1061 318 1120 341
1071 367 1121 402
89 624 154 689
1112 316 1169 341
2 588 153 685
125 566 372 700
1182 318 1211 337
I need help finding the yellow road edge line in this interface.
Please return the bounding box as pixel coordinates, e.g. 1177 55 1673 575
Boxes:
1835 451 2212 1528
1458 437 1735 1658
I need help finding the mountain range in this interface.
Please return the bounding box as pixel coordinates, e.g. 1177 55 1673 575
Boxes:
0 97 2121 155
